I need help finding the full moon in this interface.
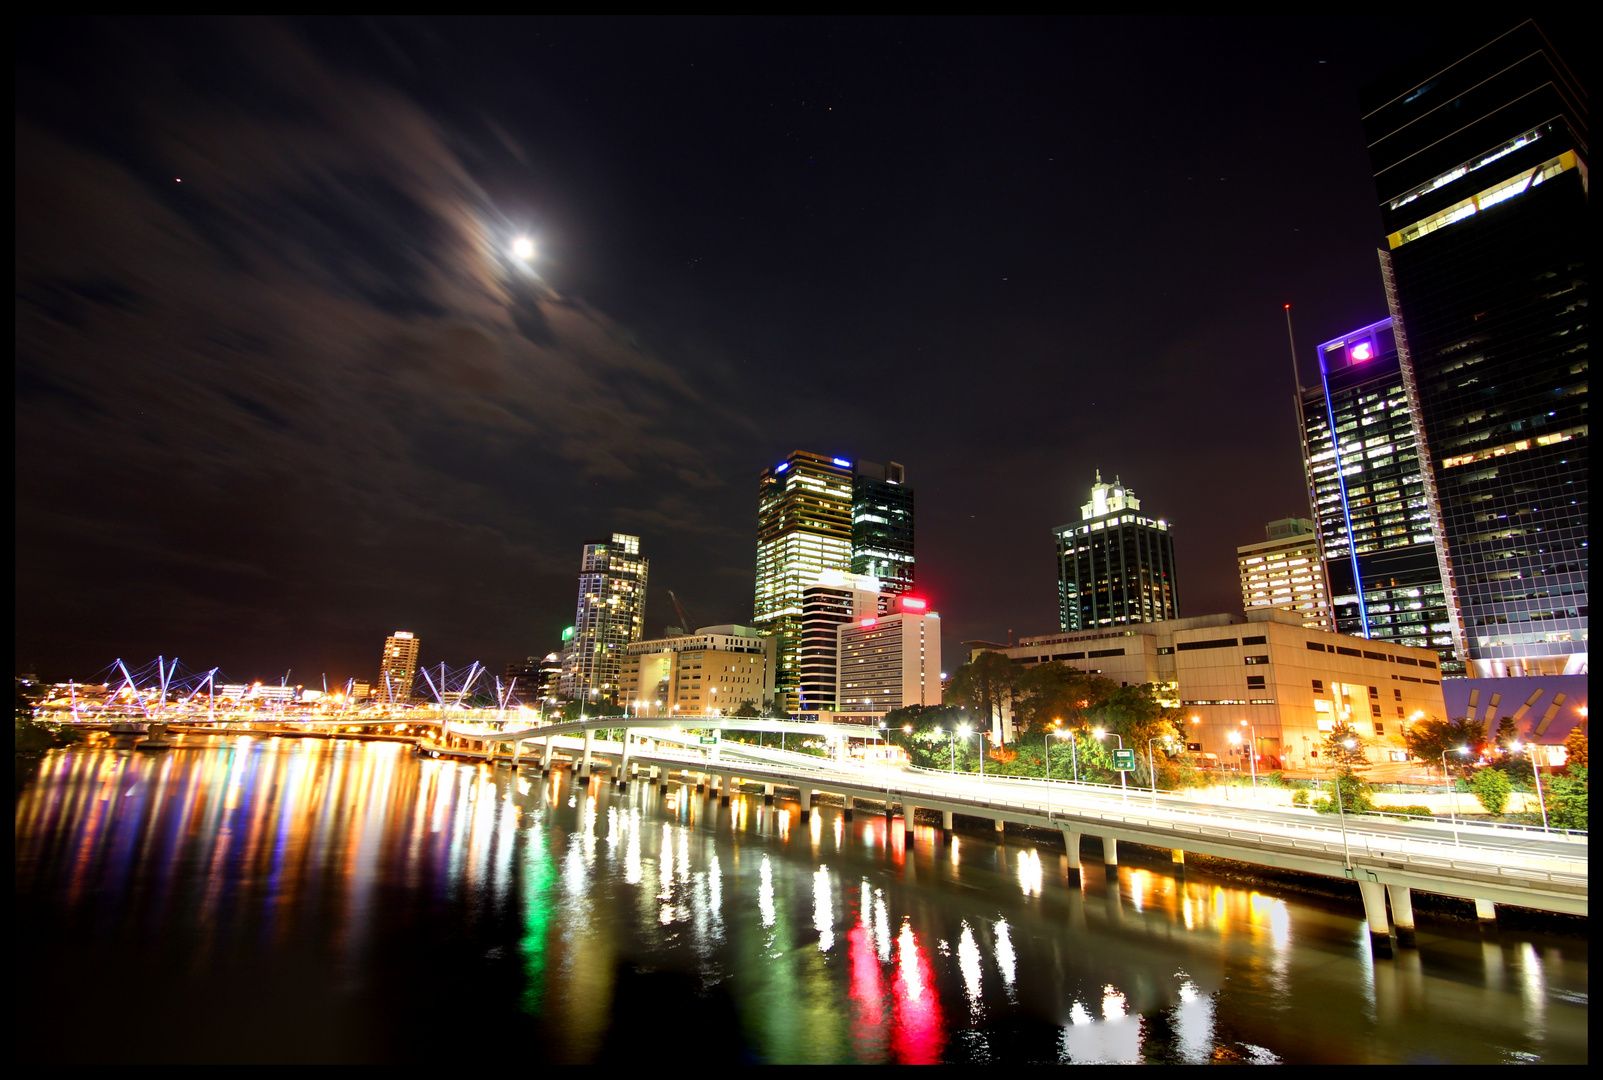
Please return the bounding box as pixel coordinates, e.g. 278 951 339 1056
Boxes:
512 237 535 260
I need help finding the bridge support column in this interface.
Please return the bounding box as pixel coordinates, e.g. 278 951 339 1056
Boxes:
841 796 853 821
722 775 735 806
763 783 774 806
1060 828 1082 884
617 730 631 787
1387 885 1417 947
1103 837 1118 866
541 737 554 774
940 810 954 839
904 805 916 838
1358 880 1393 957
995 818 1005 835
580 728 594 778
696 772 706 793
658 766 671 792
800 788 813 821
1171 849 1186 877
1475 898 1497 927
511 740 521 767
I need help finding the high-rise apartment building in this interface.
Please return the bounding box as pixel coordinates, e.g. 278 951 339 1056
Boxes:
1298 319 1459 671
754 452 855 709
837 595 942 716
799 570 883 711
1361 21 1587 676
378 630 420 705
561 533 649 706
851 461 915 596
1238 518 1333 631
1054 472 1178 631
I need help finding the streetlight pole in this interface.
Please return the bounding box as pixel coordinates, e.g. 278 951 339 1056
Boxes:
1511 740 1550 832
1147 736 1169 808
950 726 958 774
1240 719 1258 788
1323 749 1352 873
1439 747 1466 847
1069 729 1079 783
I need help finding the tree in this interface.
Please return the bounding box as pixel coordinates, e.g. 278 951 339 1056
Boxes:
733 700 762 718
1087 684 1184 787
1403 715 1486 775
1469 767 1512 816
1562 727 1588 769
1494 715 1518 753
1322 722 1369 772
1010 663 1117 737
945 652 1018 742
1314 770 1374 814
1544 765 1588 830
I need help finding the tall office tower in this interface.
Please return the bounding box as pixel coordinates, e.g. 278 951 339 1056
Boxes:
1053 472 1178 631
754 452 854 709
560 533 649 707
378 631 420 705
1299 319 1460 671
1362 21 1587 676
851 461 915 596
798 570 883 712
1238 518 1334 631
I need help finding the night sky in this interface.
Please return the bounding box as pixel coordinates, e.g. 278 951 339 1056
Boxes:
16 17 1446 686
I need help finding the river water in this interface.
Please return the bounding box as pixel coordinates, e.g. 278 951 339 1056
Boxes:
14 736 1587 1063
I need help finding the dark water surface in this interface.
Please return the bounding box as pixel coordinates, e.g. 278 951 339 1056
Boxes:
14 736 1587 1063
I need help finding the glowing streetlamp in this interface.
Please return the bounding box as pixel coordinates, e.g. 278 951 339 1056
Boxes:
1094 727 1127 801
1239 719 1258 787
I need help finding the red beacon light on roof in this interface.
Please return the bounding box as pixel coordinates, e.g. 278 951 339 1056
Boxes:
901 597 928 611
860 617 879 628
1350 340 1374 362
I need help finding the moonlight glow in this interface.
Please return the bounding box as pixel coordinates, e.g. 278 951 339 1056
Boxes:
512 237 535 260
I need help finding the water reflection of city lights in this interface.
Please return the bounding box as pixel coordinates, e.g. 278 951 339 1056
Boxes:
995 919 1017 995
759 855 776 928
958 921 983 1014
1017 849 1043 896
814 865 834 952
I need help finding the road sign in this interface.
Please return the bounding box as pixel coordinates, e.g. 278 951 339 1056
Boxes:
698 733 719 745
1112 748 1136 770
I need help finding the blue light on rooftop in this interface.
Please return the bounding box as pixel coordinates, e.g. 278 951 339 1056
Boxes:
833 458 851 468
775 462 789 472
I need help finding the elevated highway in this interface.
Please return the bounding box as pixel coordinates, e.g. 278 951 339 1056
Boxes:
415 715 1588 953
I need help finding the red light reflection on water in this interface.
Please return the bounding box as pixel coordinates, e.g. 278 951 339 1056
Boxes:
890 919 945 1063
848 923 886 1058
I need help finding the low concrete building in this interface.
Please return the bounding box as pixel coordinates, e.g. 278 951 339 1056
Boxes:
619 625 776 717
973 609 1446 770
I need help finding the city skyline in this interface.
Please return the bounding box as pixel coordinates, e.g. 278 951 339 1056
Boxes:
18 17 1574 686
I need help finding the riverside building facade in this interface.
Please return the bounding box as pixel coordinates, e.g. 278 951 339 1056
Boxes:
1299 319 1459 671
619 626 776 717
561 533 649 707
798 570 883 712
836 595 942 718
1054 472 1178 631
1237 518 1333 631
977 609 1446 771
1361 21 1588 676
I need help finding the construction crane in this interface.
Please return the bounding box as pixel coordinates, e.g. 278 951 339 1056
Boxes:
668 590 694 634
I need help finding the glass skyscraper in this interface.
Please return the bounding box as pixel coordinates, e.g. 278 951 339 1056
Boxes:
1054 472 1177 632
754 452 855 709
1362 20 1587 676
561 533 648 707
850 460 915 596
1300 318 1460 672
